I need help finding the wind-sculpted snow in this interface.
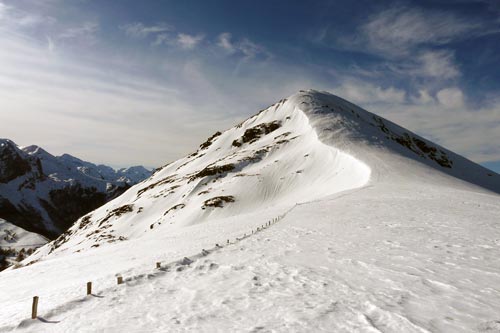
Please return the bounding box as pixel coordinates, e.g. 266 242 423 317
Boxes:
31 93 372 258
1 90 499 332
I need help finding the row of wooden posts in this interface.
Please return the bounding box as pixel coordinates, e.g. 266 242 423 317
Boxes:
30 215 283 319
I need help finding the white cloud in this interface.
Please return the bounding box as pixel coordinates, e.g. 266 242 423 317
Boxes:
120 22 171 38
46 35 55 52
411 89 434 105
58 21 98 42
217 32 235 53
333 80 406 105
217 32 270 60
0 2 56 30
359 7 483 57
176 33 204 49
436 87 465 108
0 2 498 169
152 33 169 46
415 50 460 79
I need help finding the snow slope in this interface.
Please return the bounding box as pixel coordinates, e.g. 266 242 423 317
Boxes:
0 90 499 332
0 219 47 251
0 218 48 271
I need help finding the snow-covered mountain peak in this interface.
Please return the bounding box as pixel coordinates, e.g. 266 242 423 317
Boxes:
3 91 500 332
29 90 498 259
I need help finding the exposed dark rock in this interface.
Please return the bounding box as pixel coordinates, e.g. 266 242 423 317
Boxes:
232 121 281 147
202 196 235 208
189 164 235 181
164 204 186 215
137 175 176 196
0 141 32 183
372 117 453 169
199 131 222 150
98 204 134 227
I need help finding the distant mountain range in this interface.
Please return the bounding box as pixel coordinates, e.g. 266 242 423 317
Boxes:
0 139 152 239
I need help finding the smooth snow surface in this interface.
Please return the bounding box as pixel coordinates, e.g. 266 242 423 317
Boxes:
0 90 499 332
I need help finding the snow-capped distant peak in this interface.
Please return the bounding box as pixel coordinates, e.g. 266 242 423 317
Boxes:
0 140 153 238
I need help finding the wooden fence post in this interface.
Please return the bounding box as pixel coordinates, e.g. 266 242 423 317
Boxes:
87 282 92 295
117 276 123 284
31 296 38 319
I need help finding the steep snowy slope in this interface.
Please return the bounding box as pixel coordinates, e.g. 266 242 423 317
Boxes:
30 95 372 257
28 90 498 258
0 140 152 238
0 90 499 332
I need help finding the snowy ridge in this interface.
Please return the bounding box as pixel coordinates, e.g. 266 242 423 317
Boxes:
30 92 372 257
1 90 499 332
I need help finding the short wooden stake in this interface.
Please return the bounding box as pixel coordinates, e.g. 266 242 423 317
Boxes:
227 239 229 244
87 282 92 295
156 262 161 269
117 276 123 285
31 296 38 319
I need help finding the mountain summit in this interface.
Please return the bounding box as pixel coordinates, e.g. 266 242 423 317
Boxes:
2 90 499 332
31 89 499 257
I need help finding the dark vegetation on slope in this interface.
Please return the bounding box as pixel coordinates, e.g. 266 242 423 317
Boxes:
137 175 177 196
40 185 108 234
164 203 186 215
0 247 35 271
199 131 222 150
202 196 235 208
372 116 453 168
232 121 281 147
189 164 235 181
98 204 134 227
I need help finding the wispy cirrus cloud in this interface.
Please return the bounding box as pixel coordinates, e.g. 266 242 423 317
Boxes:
121 22 205 50
176 33 204 49
332 79 406 105
217 32 270 60
58 21 99 44
120 22 171 38
352 6 488 57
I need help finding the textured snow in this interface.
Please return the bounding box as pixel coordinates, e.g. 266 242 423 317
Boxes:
0 219 47 250
0 90 499 332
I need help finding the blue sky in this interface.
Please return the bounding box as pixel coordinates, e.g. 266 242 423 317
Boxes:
0 0 499 172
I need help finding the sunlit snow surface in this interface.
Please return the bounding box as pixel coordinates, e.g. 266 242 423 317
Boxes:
0 90 499 332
